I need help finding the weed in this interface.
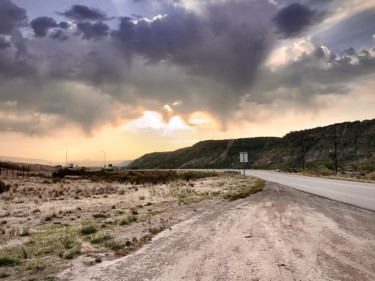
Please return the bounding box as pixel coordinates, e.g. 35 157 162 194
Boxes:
60 235 75 249
25 261 47 271
44 213 57 222
223 180 265 201
131 209 139 215
92 213 109 219
21 247 28 259
105 240 123 251
64 247 81 260
80 225 97 235
90 234 112 244
0 257 20 267
149 225 167 235
0 271 10 278
20 228 30 237
0 180 11 194
119 215 137 226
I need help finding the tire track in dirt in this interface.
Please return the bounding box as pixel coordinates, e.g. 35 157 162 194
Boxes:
58 182 375 281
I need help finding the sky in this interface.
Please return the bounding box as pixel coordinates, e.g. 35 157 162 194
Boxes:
0 0 374 164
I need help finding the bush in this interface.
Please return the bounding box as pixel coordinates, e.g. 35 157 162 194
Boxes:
104 240 123 251
223 180 265 201
80 225 97 235
0 181 11 194
64 247 81 259
0 257 19 267
119 215 137 226
92 213 108 219
0 272 10 278
90 234 112 244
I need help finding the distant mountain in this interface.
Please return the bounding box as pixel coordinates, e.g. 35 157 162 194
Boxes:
117 160 133 167
0 157 123 168
0 156 51 165
128 119 375 172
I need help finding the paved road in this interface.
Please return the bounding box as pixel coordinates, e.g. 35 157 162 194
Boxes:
244 170 375 211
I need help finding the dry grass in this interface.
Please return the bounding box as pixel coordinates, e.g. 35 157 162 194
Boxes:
0 170 262 280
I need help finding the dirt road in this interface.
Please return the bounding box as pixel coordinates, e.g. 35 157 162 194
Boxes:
58 183 375 281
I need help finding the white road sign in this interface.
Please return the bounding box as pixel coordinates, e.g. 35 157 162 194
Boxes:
240 152 248 163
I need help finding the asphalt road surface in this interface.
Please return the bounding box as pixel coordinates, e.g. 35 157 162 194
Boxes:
245 170 375 211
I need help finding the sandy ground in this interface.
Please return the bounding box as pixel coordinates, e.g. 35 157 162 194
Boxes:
58 182 375 281
1 172 258 280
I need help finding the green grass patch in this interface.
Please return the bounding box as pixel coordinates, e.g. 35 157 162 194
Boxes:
104 240 123 251
177 188 219 205
223 179 265 201
90 234 112 244
1 224 82 267
119 215 138 226
0 257 20 267
80 225 97 235
24 261 47 271
63 247 81 260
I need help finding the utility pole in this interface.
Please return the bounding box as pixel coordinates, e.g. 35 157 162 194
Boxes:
66 147 69 167
99 151 106 168
334 127 338 174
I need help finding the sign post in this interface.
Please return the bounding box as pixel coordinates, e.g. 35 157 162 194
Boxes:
239 152 248 178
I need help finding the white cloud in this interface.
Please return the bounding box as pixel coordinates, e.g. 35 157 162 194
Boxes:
124 111 192 135
265 37 316 70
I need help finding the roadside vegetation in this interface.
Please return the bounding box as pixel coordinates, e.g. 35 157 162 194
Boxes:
0 169 263 280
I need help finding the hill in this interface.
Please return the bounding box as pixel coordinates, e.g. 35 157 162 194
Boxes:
128 119 375 172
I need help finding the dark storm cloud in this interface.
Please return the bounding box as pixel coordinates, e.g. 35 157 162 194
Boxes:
112 1 275 89
0 36 11 48
77 21 110 39
251 45 375 106
273 3 323 37
58 5 109 21
0 0 27 35
30 17 57 37
58 21 70 29
50 29 68 41
1 0 374 136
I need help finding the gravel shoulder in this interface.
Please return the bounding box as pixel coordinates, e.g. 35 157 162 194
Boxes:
58 182 375 281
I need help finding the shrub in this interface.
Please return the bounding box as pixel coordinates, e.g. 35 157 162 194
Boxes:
90 234 112 244
44 213 57 222
104 240 123 251
223 180 265 201
92 213 108 219
80 225 97 235
60 235 75 249
0 272 10 278
119 215 137 226
25 261 46 271
64 247 81 259
0 181 11 194
0 257 19 267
